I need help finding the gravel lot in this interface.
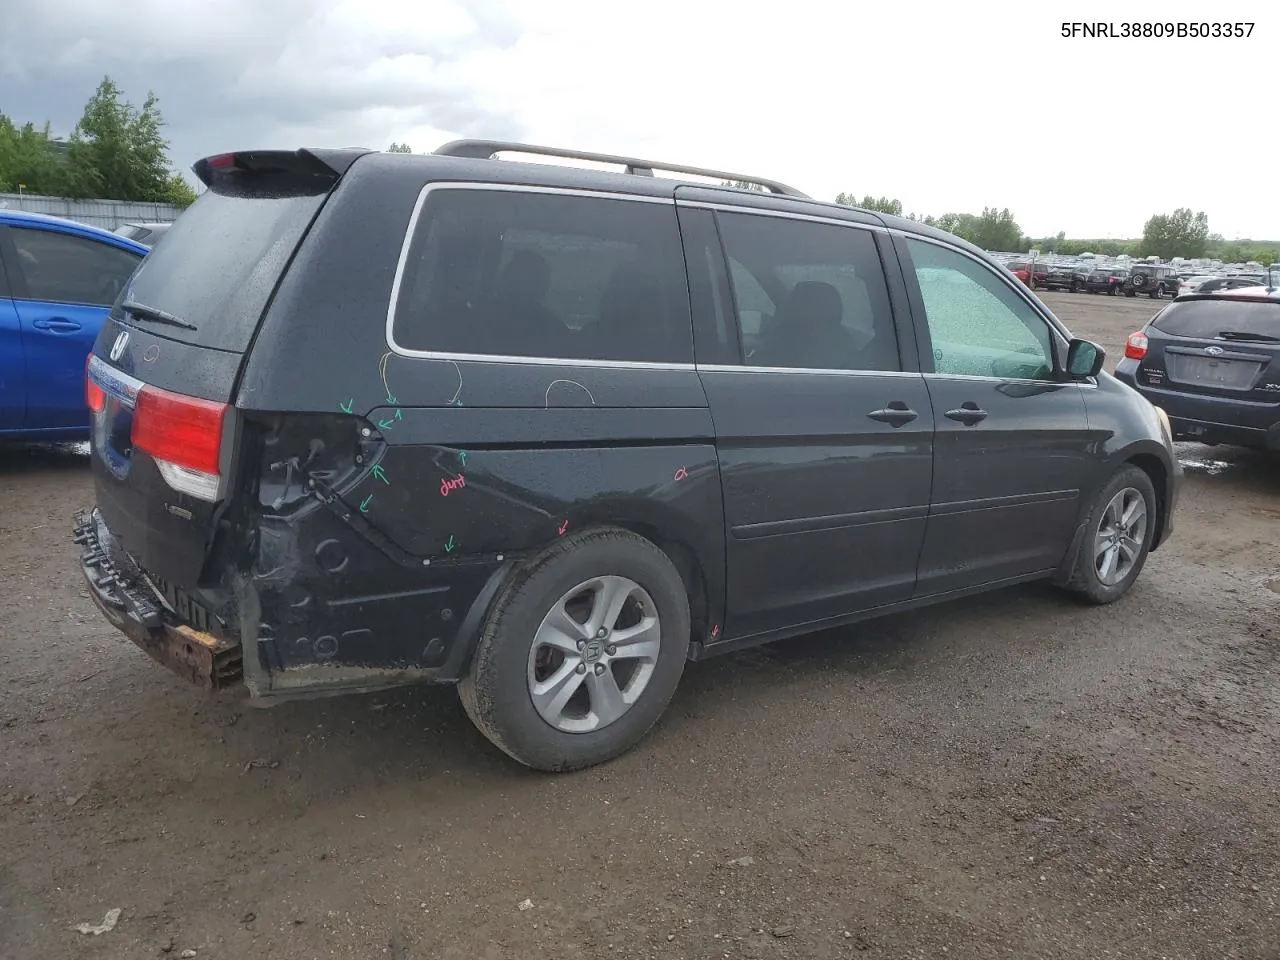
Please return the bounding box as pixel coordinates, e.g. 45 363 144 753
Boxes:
2 291 1277 960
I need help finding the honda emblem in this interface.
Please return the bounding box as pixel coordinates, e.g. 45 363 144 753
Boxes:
109 330 129 361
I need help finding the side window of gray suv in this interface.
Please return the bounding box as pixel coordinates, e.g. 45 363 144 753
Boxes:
906 238 1055 381
717 213 900 372
392 188 693 364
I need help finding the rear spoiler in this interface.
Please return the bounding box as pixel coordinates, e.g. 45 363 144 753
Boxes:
1174 292 1280 304
192 148 375 194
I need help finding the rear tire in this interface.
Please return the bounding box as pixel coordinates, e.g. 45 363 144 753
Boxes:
458 527 690 772
1063 465 1157 605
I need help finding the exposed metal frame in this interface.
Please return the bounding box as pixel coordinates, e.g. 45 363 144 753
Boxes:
432 139 809 199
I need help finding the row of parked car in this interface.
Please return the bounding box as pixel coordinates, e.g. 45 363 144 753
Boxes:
1004 260 1272 300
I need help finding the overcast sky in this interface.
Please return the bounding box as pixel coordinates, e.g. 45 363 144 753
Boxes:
1 0 1271 239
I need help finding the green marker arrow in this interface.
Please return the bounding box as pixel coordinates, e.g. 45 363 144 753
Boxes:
371 464 389 485
359 494 373 513
458 451 467 467
394 408 403 421
339 399 353 414
386 392 397 405
443 535 456 553
377 418 395 430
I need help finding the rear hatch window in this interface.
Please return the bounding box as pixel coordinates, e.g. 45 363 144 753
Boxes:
1151 298 1280 341
118 185 327 353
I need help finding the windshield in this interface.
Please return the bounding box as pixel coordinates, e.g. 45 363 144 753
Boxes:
1152 298 1280 339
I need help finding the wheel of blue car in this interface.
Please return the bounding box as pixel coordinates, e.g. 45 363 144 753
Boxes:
1064 465 1157 605
458 527 691 771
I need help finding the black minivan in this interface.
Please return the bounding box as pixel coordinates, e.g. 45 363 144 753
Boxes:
75 141 1180 771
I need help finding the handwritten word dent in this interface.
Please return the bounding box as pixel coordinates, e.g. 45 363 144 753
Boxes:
440 474 467 497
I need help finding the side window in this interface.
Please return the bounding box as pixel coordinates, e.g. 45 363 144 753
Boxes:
727 257 772 342
8 228 142 306
904 238 1055 381
392 189 693 364
717 212 900 372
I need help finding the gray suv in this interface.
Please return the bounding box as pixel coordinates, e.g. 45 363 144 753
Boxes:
75 140 1182 771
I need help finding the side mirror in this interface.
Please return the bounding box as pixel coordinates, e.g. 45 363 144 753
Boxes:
1066 338 1105 379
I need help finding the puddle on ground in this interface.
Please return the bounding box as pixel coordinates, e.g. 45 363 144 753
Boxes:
1178 457 1233 476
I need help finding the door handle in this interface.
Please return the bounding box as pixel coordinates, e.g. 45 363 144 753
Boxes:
944 402 988 425
32 317 82 333
867 401 918 427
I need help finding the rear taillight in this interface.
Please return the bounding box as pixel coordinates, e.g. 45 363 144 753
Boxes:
131 385 229 502
1124 330 1149 360
85 356 105 413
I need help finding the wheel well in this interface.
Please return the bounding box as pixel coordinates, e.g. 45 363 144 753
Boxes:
1126 453 1167 545
612 521 709 638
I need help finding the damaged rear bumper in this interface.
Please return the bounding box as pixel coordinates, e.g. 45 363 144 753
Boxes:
73 509 242 691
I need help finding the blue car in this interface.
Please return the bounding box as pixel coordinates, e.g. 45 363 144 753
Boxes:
1 210 148 441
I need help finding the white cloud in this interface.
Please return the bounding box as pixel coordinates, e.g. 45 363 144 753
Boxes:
2 0 1272 238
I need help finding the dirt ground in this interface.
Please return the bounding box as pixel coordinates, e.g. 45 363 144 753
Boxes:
2 291 1278 960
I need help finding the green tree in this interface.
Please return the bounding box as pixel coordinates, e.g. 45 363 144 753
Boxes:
0 116 90 196
163 172 198 208
834 193 903 216
930 207 1022 251
66 76 176 201
719 179 765 192
1038 230 1067 254
387 142 413 153
0 77 192 205
1140 207 1209 260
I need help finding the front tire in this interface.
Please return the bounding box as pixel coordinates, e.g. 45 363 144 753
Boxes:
458 527 691 772
1063 465 1157 605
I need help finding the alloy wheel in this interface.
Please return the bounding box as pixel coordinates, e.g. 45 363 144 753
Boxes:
527 576 661 733
1094 487 1148 586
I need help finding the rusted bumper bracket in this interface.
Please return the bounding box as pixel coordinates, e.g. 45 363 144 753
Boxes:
73 510 242 690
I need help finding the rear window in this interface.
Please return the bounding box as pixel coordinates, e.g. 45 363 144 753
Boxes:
119 191 326 352
1152 299 1280 339
390 188 693 364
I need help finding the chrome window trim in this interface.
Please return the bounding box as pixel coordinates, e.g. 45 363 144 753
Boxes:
384 181 688 369
697 363 920 379
923 371 1098 389
678 200 886 235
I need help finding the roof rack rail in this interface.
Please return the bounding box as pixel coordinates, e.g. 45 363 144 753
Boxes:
432 139 809 198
